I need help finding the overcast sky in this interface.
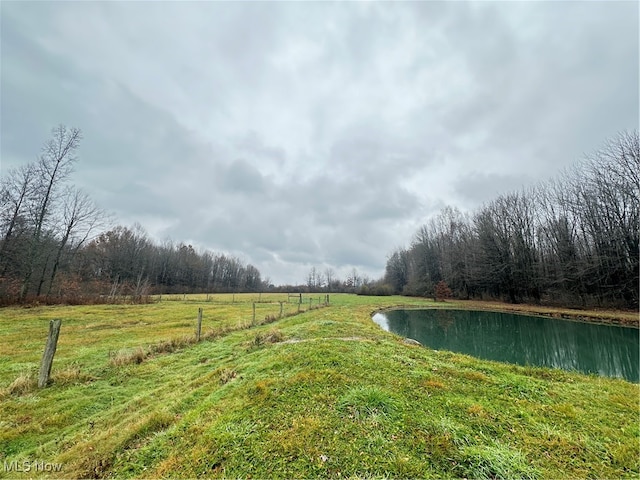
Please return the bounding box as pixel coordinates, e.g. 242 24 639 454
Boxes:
1 1 638 285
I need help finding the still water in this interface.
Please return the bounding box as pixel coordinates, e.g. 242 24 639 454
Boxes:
372 309 639 382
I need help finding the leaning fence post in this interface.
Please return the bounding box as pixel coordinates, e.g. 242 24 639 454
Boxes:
39 319 62 388
196 308 203 342
252 302 256 326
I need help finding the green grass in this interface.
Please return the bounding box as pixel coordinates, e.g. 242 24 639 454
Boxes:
0 294 638 478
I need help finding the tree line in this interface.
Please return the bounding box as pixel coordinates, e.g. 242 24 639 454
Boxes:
383 131 639 309
0 125 265 305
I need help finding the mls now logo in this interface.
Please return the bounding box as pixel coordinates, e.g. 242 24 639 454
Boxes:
4 460 63 473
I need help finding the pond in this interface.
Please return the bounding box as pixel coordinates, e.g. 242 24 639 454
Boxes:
372 309 639 382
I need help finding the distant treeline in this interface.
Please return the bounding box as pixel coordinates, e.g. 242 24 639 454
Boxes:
384 131 639 309
0 125 265 305
86 225 264 296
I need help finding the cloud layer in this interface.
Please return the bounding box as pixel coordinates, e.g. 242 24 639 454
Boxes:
2 2 638 284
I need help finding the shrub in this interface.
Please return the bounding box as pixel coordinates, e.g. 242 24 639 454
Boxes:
357 283 395 296
435 281 453 301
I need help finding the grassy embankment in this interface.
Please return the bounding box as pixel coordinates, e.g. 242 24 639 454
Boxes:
0 294 638 478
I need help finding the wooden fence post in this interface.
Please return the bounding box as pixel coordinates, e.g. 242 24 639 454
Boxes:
38 319 62 388
252 302 256 326
279 301 283 318
196 308 203 342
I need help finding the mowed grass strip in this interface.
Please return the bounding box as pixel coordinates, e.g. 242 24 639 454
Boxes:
0 294 637 479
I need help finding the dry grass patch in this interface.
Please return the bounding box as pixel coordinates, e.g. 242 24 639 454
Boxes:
253 329 284 346
52 364 95 385
422 379 447 390
2 372 37 397
109 347 147 366
218 368 238 385
150 335 195 354
467 404 488 418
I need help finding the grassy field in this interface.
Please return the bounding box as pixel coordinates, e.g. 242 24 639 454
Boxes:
0 294 638 478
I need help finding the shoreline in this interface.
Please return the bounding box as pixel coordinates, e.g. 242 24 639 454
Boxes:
372 298 639 328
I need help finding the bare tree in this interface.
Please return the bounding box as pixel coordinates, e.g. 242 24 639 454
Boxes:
0 164 37 276
20 125 82 300
44 187 105 297
324 267 335 292
307 266 317 290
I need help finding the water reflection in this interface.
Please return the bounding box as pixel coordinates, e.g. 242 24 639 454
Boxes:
372 309 639 382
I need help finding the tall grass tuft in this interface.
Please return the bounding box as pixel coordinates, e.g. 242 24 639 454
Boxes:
3 372 37 397
52 364 95 385
150 335 194 355
109 347 147 366
253 329 284 346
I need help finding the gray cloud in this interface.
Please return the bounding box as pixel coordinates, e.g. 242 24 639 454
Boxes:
1 1 637 284
453 173 533 208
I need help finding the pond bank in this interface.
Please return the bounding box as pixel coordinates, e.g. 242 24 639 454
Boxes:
374 298 638 328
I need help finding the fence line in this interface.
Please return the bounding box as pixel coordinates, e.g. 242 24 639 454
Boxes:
152 292 331 306
13 295 331 390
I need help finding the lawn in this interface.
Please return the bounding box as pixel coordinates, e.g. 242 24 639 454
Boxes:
0 294 638 478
